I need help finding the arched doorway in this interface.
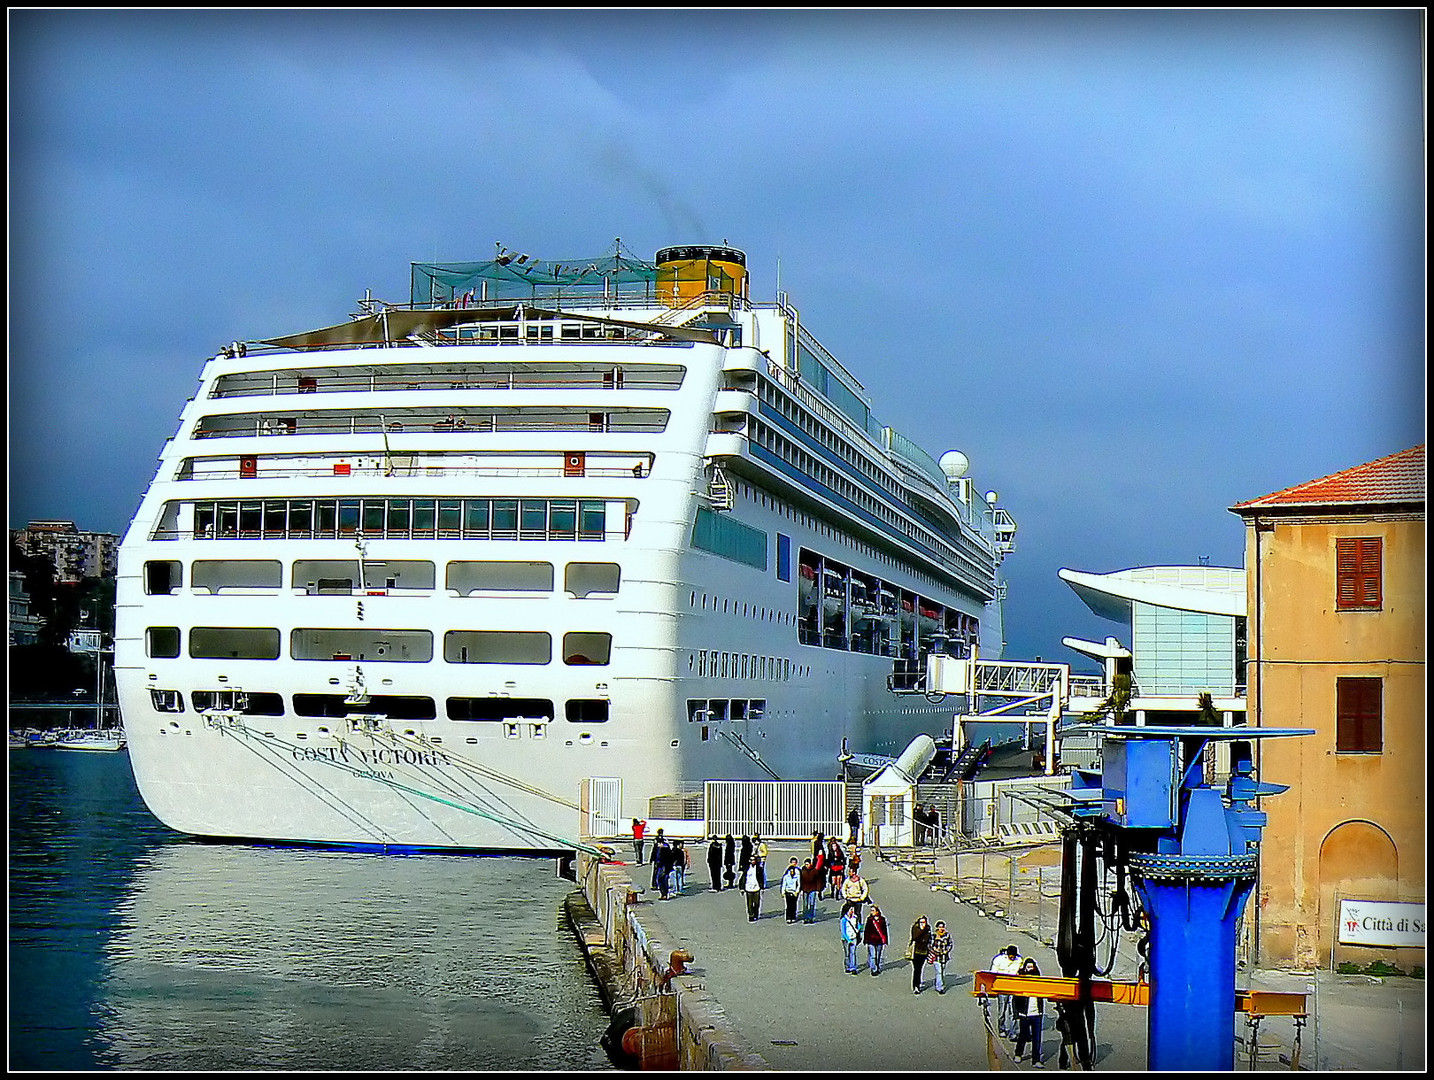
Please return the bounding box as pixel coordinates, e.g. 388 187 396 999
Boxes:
1319 820 1399 965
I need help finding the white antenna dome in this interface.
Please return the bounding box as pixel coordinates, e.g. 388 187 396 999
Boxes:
939 450 970 479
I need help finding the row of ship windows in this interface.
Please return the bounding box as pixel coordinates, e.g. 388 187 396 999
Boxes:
687 652 807 681
757 377 907 508
688 590 798 627
748 418 977 580
185 497 623 543
732 479 955 601
145 558 620 597
145 627 612 665
211 362 687 398
150 689 610 724
192 408 670 440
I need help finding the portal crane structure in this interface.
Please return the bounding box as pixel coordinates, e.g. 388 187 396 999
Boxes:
899 645 1313 1070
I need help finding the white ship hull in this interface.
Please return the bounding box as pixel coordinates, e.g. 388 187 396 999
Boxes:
115 244 1014 853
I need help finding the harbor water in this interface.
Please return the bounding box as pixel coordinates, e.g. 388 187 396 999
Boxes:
7 746 611 1071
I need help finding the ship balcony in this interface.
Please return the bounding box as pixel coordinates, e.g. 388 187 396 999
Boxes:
721 350 767 376
713 389 758 417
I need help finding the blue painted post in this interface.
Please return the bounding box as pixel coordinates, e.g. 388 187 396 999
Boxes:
1131 855 1257 1071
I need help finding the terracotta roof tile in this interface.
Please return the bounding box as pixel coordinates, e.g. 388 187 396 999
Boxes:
1232 445 1425 510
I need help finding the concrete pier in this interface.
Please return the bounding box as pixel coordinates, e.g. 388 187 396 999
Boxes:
572 841 1424 1071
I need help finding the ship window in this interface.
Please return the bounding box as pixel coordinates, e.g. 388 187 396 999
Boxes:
361 560 435 591
387 499 411 535
294 694 436 719
446 697 554 722
150 689 185 713
337 500 361 536
412 499 436 534
776 534 791 582
239 691 285 716
193 504 216 539
146 627 181 658
443 630 551 665
291 628 433 663
191 559 282 593
464 499 489 534
438 499 462 534
446 560 554 594
363 499 386 534
563 632 611 666
144 561 182 595
189 626 281 660
492 499 518 537
520 500 548 537
315 500 337 536
293 561 359 593
732 699 748 722
565 562 620 598
565 699 609 724
549 500 577 540
239 502 263 536
264 501 289 537
579 500 606 540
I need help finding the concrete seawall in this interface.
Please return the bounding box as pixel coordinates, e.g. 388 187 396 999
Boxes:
566 853 769 1070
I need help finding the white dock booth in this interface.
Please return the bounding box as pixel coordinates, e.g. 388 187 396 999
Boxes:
861 734 937 848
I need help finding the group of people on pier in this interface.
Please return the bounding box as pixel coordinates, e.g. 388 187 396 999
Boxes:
628 814 1061 1068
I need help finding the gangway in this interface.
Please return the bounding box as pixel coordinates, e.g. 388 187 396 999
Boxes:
942 737 991 782
895 645 1074 776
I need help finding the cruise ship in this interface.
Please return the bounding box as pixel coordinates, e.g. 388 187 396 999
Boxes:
113 243 1017 854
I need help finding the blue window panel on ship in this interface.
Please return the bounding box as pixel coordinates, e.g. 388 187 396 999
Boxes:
777 533 791 581
692 508 767 571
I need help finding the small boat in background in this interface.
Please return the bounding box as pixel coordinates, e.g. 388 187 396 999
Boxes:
52 728 127 752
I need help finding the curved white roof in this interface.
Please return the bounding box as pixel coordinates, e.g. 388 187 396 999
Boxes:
1059 566 1246 621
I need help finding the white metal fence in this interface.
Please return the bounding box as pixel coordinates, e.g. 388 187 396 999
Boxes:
703 780 846 840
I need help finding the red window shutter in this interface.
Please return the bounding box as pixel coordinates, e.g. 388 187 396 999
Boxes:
1336 537 1382 610
1336 677 1382 753
1358 539 1382 606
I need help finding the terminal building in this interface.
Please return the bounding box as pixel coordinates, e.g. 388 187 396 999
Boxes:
1058 564 1247 725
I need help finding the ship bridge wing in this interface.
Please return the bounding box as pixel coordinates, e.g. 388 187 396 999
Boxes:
261 305 720 350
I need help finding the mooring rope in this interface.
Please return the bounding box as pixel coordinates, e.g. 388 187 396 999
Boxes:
219 721 608 856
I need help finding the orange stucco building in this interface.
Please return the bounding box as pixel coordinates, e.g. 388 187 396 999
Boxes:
1231 445 1425 969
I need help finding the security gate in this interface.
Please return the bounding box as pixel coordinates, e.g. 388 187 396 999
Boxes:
580 776 623 838
704 780 846 840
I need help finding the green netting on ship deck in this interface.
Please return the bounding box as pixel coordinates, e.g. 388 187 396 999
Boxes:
412 241 660 306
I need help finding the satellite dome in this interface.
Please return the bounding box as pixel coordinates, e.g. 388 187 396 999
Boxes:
939 451 970 479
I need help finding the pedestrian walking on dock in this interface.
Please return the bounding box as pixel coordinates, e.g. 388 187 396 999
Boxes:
672 839 688 894
1013 958 1046 1066
651 830 669 893
840 867 869 922
740 834 753 877
741 857 763 922
929 920 953 994
826 839 846 899
707 836 723 891
991 944 1023 1038
847 806 861 846
799 858 822 924
632 818 647 865
863 905 888 975
723 834 736 887
654 838 673 900
841 905 862 974
780 858 802 923
910 916 932 993
754 834 768 888
811 830 825 864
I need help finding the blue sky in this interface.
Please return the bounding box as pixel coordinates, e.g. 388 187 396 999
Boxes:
9 10 1425 667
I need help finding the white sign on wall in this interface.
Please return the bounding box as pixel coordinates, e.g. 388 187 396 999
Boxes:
1337 899 1426 948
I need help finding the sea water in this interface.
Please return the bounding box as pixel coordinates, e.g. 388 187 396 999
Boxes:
7 748 611 1071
